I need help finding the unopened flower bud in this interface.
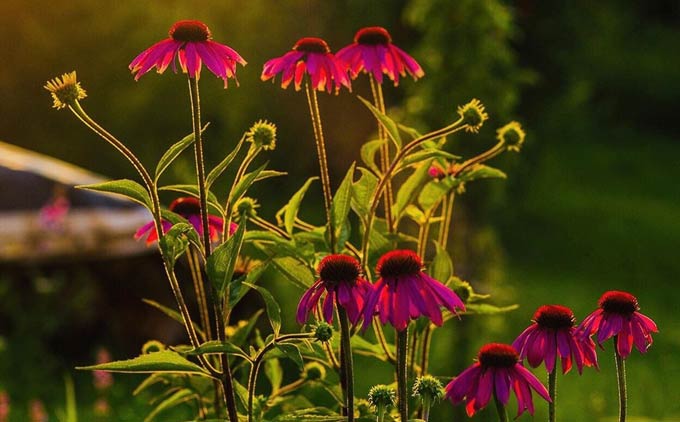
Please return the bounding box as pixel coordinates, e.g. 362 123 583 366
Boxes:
496 121 525 152
302 362 327 381
412 375 444 403
234 197 259 219
314 322 333 342
142 340 165 354
246 120 277 150
45 71 87 110
368 384 396 418
457 99 488 133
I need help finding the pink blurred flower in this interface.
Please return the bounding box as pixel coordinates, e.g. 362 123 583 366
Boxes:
261 37 351 93
93 348 114 391
93 398 110 416
336 26 424 86
129 20 246 87
362 250 464 332
445 343 551 417
577 290 658 359
39 191 70 230
29 400 47 422
297 254 372 326
135 196 234 245
513 305 598 374
0 390 9 422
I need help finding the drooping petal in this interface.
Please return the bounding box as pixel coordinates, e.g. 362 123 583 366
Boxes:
296 280 323 324
494 368 512 405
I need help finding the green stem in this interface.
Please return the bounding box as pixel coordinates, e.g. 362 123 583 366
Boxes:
247 359 261 422
396 328 409 422
187 247 212 340
304 82 336 252
452 140 506 177
494 394 508 422
215 298 239 422
548 366 556 422
361 120 466 267
338 306 355 421
614 337 627 422
224 145 261 240
419 325 432 376
187 77 212 256
373 318 396 364
369 75 395 233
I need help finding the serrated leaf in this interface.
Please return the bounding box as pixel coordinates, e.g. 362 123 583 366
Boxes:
360 140 384 174
142 299 205 340
358 96 402 149
145 388 194 422
282 177 318 235
429 242 453 284
271 257 316 289
155 125 208 182
206 134 246 188
77 179 150 209
330 163 355 249
159 184 224 216
183 340 250 360
243 282 281 336
393 159 433 222
206 220 246 296
351 167 378 221
77 350 209 375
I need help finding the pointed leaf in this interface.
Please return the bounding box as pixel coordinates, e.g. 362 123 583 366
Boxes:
271 257 316 289
229 162 268 206
158 223 195 266
393 159 433 221
418 179 453 212
282 177 318 235
429 241 453 284
458 164 507 183
206 134 246 188
206 220 246 296
266 343 304 369
145 388 194 422
77 179 150 209
351 167 378 221
243 282 281 336
330 163 355 249
397 123 422 140
229 261 270 310
183 341 250 360
398 149 459 171
142 299 205 340
360 140 384 174
255 170 288 182
358 96 402 149
154 124 208 182
460 303 519 316
77 350 209 375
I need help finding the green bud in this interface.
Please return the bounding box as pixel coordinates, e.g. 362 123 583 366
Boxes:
314 322 333 342
234 197 258 219
245 119 277 150
496 121 526 152
142 340 165 354
367 384 396 410
412 375 444 403
302 362 326 381
457 98 488 133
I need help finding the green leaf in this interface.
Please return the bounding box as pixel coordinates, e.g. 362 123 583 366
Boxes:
403 205 427 224
145 388 194 422
77 350 209 375
229 310 264 348
77 179 150 209
158 223 195 266
266 343 304 369
243 282 281 336
462 303 519 316
330 163 355 249
393 159 433 221
271 257 316 289
358 96 402 149
229 162 268 206
133 373 169 396
159 184 224 216
397 123 423 140
417 179 452 212
264 355 283 393
155 125 208 182
63 375 77 422
206 220 246 296
183 340 250 360
142 299 205 340
206 134 246 188
429 242 453 284
351 167 378 221
398 149 459 170
282 177 318 235
360 140 384 174
255 170 288 182
458 164 507 183
229 261 270 310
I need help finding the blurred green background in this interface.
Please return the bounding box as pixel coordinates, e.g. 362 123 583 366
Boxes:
1 0 679 420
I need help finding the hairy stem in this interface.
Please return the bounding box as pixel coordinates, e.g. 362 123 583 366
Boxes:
373 318 396 364
187 77 212 256
419 325 432 376
338 306 355 421
396 328 409 422
369 75 394 233
614 337 627 422
305 83 336 252
549 366 556 422
494 394 508 422
187 247 212 340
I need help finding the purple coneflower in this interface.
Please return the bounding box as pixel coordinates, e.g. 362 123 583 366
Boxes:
577 290 658 358
135 196 229 245
336 26 424 86
297 254 372 325
513 305 597 374
261 37 351 93
362 250 465 332
445 343 551 418
129 20 246 87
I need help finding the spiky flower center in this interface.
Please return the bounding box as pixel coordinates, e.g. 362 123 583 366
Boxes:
534 305 575 329
318 254 361 286
293 37 330 54
169 197 201 217
377 250 423 279
599 291 639 315
457 99 488 133
478 343 519 368
246 120 277 150
367 384 396 409
44 71 87 110
169 20 211 42
497 121 526 152
355 26 392 45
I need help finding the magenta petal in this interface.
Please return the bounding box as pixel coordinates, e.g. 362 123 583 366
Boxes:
545 331 557 373
474 369 493 410
322 290 335 324
513 325 536 357
526 329 545 368
494 368 511 404
296 281 322 324
445 364 481 403
515 365 551 402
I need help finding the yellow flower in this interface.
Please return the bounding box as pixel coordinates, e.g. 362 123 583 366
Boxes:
44 71 87 109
